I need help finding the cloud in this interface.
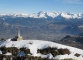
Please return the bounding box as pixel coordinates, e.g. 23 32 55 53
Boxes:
56 0 83 4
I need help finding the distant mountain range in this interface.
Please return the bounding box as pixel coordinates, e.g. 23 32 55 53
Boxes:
0 11 83 19
0 12 83 59
0 11 83 41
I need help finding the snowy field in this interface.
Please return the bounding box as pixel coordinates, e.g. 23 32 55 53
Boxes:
0 39 83 60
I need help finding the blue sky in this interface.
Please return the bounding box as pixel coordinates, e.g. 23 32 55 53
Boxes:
0 0 83 14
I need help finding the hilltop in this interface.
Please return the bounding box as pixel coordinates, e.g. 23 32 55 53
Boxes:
0 39 83 60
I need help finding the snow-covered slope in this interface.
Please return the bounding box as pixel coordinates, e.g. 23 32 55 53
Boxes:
0 11 83 19
0 39 83 60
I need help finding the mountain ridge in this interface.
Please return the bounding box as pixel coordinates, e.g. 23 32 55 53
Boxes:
0 11 83 19
0 11 83 41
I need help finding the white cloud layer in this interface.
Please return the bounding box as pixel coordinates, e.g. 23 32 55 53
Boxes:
57 0 83 4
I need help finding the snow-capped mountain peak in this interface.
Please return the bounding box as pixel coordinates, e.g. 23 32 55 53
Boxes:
61 12 73 19
46 12 60 18
0 11 83 19
38 11 47 18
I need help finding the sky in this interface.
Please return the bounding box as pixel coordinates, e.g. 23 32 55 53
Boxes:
0 0 83 14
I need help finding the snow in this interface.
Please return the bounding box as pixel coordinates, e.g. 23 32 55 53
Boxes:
0 11 83 19
46 12 60 18
4 52 12 55
0 39 83 60
38 11 47 18
0 50 2 54
61 13 72 19
39 53 53 59
54 54 83 60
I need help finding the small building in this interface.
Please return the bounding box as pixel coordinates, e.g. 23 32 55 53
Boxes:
17 30 23 41
12 30 23 41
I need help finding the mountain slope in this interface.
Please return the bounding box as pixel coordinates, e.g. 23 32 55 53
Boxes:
0 39 83 60
56 35 83 49
0 11 83 40
62 25 82 35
